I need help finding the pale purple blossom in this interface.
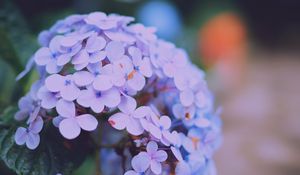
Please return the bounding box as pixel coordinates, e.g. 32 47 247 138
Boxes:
56 99 98 139
45 74 80 101
77 86 120 113
15 116 43 150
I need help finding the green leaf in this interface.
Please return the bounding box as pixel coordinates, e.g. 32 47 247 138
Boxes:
0 107 92 175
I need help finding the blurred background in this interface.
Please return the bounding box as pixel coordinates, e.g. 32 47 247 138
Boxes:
1 0 300 174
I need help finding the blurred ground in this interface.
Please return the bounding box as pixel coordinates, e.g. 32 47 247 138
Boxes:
214 52 300 175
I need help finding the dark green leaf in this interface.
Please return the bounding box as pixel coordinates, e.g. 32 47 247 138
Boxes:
0 107 92 175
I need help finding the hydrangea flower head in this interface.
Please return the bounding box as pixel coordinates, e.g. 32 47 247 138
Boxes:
14 12 222 174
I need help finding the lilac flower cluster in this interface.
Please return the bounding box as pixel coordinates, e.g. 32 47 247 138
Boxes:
14 12 222 174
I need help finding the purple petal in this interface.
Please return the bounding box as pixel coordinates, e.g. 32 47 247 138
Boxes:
174 74 188 91
86 36 106 52
175 162 191 175
139 57 152 77
76 114 98 131
180 90 194 107
163 63 175 77
93 75 113 91
29 116 44 134
73 71 94 87
146 141 158 154
56 99 75 117
171 146 183 161
133 106 150 118
102 88 121 108
15 110 29 121
132 152 151 172
124 171 138 175
127 117 144 136
195 117 210 128
56 54 71 66
90 97 105 113
45 74 65 92
153 150 168 162
162 131 176 146
46 60 62 74
15 127 27 145
105 41 124 62
34 47 51 65
148 123 161 139
150 160 162 174
127 72 145 91
104 31 135 43
59 118 81 139
60 36 79 47
159 115 171 129
61 83 80 101
89 50 106 63
77 88 93 108
108 112 128 130
26 132 40 150
38 86 58 109
118 95 136 114
74 61 89 70
72 49 89 64
52 116 64 127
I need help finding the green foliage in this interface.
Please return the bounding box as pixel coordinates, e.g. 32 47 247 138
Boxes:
0 107 92 175
0 1 38 109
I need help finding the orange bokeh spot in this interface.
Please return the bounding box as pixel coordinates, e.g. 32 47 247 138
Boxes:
199 12 247 67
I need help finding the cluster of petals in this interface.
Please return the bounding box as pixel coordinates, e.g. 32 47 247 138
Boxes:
14 12 222 174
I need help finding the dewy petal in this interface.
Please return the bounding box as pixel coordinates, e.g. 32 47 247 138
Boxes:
15 127 27 145
61 83 80 101
56 99 75 117
180 90 194 107
159 115 171 129
34 47 52 65
108 112 128 130
73 71 94 87
118 95 137 114
59 118 81 139
45 74 65 92
150 160 162 174
146 141 158 154
153 150 168 162
133 106 150 118
76 114 98 131
132 152 151 173
105 41 124 62
127 72 145 91
26 132 40 150
93 75 113 91
127 117 144 136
